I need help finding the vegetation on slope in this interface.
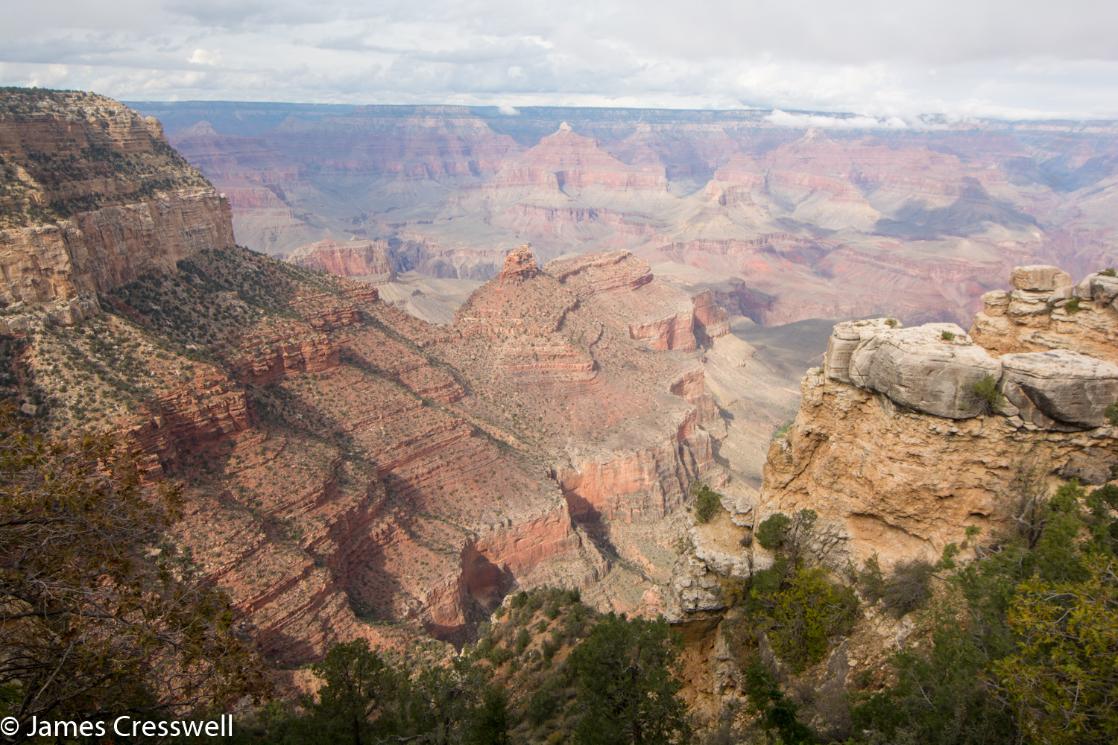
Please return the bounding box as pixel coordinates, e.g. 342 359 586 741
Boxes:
850 480 1118 745
0 406 265 732
227 588 691 745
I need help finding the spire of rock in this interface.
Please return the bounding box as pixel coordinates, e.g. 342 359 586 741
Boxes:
499 244 540 282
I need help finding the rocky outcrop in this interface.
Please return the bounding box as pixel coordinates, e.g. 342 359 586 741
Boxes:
760 366 1114 568
629 312 698 352
972 264 1118 363
824 318 901 383
847 324 1001 419
547 250 654 295
128 369 251 473
758 264 1118 568
1011 265 1073 292
999 350 1118 430
234 329 341 386
0 189 234 309
691 290 730 342
498 244 541 282
287 238 396 282
556 407 716 523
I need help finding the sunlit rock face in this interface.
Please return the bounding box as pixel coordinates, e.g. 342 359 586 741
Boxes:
760 265 1118 569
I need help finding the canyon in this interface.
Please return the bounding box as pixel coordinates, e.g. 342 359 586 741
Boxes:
136 101 1118 327
1 90 798 670
4 91 1117 742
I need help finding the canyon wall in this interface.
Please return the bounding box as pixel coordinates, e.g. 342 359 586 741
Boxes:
139 100 1118 326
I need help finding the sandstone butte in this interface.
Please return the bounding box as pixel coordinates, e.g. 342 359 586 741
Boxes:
0 89 738 667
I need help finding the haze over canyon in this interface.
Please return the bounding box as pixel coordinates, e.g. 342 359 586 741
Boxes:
136 101 1118 330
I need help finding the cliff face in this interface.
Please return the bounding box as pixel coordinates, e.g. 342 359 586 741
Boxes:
0 89 234 320
287 238 396 282
759 265 1118 568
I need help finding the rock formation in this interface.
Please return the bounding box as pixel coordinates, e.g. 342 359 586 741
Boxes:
972 263 1118 364
0 89 234 325
287 238 396 282
759 265 1118 568
1 91 746 668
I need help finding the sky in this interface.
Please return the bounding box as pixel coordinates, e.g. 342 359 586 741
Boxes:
2 0 1118 121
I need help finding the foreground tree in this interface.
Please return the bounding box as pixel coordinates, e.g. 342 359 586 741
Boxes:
568 614 691 745
260 639 507 745
995 556 1118 745
0 406 264 729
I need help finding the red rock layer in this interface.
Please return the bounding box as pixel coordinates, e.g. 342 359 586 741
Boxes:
287 238 396 282
490 123 667 193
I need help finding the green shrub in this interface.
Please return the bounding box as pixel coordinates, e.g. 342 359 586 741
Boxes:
767 566 859 672
884 318 899 328
971 374 1002 412
882 559 935 617
692 483 723 524
1100 268 1116 277
857 554 886 602
771 419 794 441
1064 296 1081 314
756 513 793 550
1105 402 1118 426
568 615 690 745
941 330 956 341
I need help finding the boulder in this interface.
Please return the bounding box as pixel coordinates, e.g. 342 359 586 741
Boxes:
1011 265 1073 292
848 324 1001 419
1000 350 1118 429
1088 274 1118 303
980 289 1010 316
824 318 901 384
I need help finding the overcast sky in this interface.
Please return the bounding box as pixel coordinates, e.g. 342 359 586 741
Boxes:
2 0 1118 120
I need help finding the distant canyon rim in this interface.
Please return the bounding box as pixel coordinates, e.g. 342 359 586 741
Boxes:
138 101 1118 331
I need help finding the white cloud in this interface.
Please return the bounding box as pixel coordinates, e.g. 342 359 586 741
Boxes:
188 48 220 66
765 110 909 130
1 0 1117 118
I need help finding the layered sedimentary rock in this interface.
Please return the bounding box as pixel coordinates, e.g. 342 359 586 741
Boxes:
287 238 396 282
137 100 1118 328
3 90 738 667
489 122 667 193
759 265 1118 567
972 263 1118 363
0 90 234 318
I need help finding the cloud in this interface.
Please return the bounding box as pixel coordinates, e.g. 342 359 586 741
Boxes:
1 0 1117 118
497 104 519 115
765 110 909 130
188 49 221 66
